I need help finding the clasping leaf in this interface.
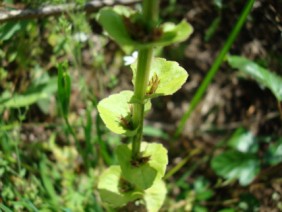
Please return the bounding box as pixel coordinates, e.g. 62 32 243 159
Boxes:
131 58 188 98
97 90 151 136
97 7 193 52
116 142 168 190
98 166 143 208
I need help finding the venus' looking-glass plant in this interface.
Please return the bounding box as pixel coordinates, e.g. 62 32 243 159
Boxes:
96 0 193 210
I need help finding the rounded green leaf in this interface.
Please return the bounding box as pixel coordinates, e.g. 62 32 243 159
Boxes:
97 90 151 136
116 142 168 190
227 128 258 153
97 7 193 52
144 179 167 212
131 58 188 98
97 90 135 136
211 150 260 186
98 165 143 208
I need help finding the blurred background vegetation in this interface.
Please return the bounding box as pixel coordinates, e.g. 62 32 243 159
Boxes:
0 0 281 211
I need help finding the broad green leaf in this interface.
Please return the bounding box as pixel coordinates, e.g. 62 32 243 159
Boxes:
116 142 168 190
227 128 258 153
97 7 193 52
227 55 282 101
97 90 151 136
265 138 282 165
57 63 71 118
98 166 143 208
211 150 260 186
131 58 188 98
144 179 167 212
0 77 57 109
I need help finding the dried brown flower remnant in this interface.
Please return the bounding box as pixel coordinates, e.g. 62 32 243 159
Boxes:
119 105 134 130
119 115 133 130
131 155 151 167
146 73 160 95
118 177 135 193
123 16 163 42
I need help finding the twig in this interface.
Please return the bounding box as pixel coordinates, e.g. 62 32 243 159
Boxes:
0 0 140 23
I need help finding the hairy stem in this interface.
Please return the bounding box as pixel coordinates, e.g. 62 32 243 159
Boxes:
131 0 159 159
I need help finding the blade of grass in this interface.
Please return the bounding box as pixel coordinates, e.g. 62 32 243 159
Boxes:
39 157 59 206
0 204 13 212
174 0 255 138
164 148 201 180
95 113 113 165
89 94 113 165
57 62 91 172
83 104 97 167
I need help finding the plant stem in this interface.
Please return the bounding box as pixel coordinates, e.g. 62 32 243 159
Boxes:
174 0 255 138
132 49 153 159
131 0 159 159
142 0 159 29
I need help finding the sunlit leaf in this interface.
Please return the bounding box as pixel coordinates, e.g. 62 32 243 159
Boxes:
131 58 188 98
97 90 151 136
98 166 143 208
227 55 282 101
144 179 167 212
116 142 168 190
211 150 260 186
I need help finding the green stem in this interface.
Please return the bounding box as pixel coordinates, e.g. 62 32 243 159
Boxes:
131 0 159 159
132 49 153 159
174 0 255 138
142 0 159 29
